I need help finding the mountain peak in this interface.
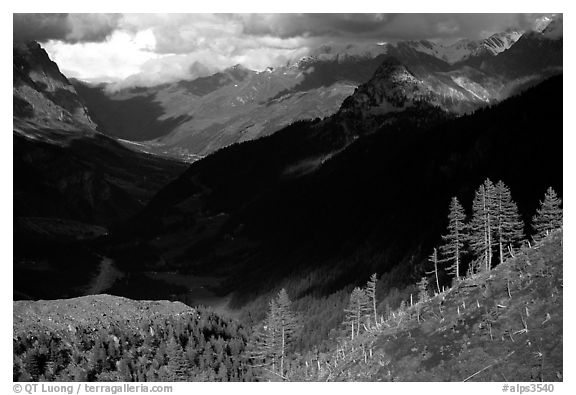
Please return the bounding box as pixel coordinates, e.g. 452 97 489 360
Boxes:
339 57 433 116
14 41 68 85
372 57 416 81
13 41 96 131
224 63 253 81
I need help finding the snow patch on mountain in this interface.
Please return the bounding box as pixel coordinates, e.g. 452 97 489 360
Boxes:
291 30 523 68
396 31 522 64
541 17 563 39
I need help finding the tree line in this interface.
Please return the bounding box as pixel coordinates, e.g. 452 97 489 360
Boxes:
432 180 561 288
335 181 562 349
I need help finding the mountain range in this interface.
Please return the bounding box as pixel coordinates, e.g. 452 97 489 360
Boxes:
72 20 562 162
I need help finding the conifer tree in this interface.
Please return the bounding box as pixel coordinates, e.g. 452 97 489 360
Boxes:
275 289 298 378
417 277 429 304
24 350 43 380
252 289 298 379
166 337 191 381
439 197 466 280
251 299 279 373
117 357 133 381
365 273 378 328
415 277 430 324
494 181 525 263
468 179 497 272
532 187 563 238
343 287 370 340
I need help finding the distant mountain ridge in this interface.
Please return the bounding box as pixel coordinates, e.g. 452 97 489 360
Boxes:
72 19 562 162
72 61 359 161
388 30 523 65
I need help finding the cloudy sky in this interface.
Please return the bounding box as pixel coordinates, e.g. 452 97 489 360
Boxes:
13 13 557 88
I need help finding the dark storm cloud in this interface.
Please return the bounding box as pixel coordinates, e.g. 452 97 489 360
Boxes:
15 13 556 49
13 14 68 42
240 14 393 38
13 13 121 43
238 13 554 41
35 13 560 89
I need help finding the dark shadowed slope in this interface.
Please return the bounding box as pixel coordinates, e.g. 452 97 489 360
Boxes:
110 72 562 311
72 81 192 141
13 41 187 226
13 42 187 300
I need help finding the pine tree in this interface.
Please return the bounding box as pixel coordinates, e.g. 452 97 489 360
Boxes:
117 357 133 381
365 273 378 328
275 289 298 378
166 337 191 381
24 349 44 380
532 187 563 238
417 277 430 304
415 277 429 324
439 197 466 280
252 289 299 379
251 299 279 373
468 179 497 272
494 181 525 263
343 287 370 340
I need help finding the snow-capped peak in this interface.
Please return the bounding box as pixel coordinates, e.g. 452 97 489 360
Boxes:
393 30 522 64
481 30 523 55
534 16 554 33
541 17 563 39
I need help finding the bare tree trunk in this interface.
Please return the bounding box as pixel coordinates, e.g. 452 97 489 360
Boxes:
433 248 440 294
499 236 504 265
373 294 378 329
455 229 460 279
280 325 285 378
498 199 504 265
487 206 492 270
483 198 489 272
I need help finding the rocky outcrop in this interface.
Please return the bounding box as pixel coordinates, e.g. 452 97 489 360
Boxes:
13 41 96 130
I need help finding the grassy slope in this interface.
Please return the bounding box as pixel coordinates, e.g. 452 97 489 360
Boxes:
380 232 560 381
314 231 562 382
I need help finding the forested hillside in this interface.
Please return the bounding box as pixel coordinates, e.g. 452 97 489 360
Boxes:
13 296 254 381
